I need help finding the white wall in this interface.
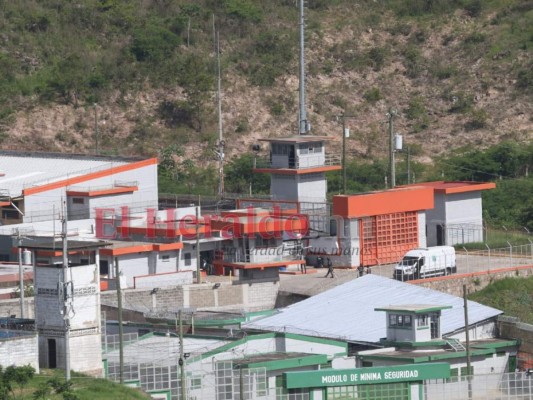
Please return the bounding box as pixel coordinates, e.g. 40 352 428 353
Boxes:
271 174 298 201
297 173 327 203
23 162 158 222
0 334 39 372
418 211 427 248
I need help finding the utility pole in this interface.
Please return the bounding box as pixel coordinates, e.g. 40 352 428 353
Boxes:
342 116 347 194
463 284 472 400
94 103 99 155
387 108 397 188
16 230 24 318
178 310 186 400
213 16 225 197
338 114 356 194
196 199 201 284
298 0 308 134
61 203 71 382
115 257 124 384
406 146 411 185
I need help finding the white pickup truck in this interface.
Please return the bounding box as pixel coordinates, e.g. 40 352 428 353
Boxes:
393 246 456 281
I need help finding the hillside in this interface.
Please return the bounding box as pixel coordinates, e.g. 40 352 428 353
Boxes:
0 0 531 164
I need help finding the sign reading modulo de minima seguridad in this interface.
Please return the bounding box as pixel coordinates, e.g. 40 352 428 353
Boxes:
284 363 451 389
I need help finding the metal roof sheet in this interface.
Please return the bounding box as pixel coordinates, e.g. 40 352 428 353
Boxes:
0 154 129 197
243 275 502 343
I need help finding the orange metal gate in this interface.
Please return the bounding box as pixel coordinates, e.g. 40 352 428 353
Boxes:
360 212 419 266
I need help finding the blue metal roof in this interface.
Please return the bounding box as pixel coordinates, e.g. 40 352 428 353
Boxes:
243 275 502 343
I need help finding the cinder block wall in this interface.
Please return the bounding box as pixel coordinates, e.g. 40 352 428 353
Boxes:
101 281 279 313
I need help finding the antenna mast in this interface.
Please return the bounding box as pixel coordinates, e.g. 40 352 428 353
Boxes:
298 0 309 135
213 15 225 196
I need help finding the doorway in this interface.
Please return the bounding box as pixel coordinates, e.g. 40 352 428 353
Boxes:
48 338 57 368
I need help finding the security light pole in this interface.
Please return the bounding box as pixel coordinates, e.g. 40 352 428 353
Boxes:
386 108 397 188
61 204 71 382
16 230 24 318
338 114 357 194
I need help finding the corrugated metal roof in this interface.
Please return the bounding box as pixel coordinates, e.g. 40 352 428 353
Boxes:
243 275 502 343
0 155 129 197
105 334 229 365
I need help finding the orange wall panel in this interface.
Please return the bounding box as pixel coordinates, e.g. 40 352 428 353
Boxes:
333 187 434 217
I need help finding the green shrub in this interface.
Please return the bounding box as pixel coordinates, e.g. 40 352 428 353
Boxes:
464 0 483 18
403 46 425 78
464 108 488 131
131 25 180 62
464 32 486 44
368 47 387 71
363 87 383 103
448 92 473 113
225 0 262 23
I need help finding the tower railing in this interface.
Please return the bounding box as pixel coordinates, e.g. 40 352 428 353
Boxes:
254 153 341 169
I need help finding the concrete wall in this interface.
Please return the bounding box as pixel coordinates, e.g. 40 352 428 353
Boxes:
414 265 533 297
101 280 279 313
271 174 298 201
418 211 427 248
426 193 447 246
298 173 326 203
0 333 39 371
498 316 533 368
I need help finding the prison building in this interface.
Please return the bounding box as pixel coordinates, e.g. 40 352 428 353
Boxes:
0 151 158 225
253 135 341 234
29 240 108 376
331 186 434 267
399 181 496 246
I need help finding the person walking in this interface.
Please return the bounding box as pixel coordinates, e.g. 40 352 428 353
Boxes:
358 265 365 277
324 257 335 278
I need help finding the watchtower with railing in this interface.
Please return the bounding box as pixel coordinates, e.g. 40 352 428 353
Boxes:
253 136 341 205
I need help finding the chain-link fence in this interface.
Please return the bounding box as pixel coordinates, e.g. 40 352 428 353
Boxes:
458 243 533 274
425 371 533 400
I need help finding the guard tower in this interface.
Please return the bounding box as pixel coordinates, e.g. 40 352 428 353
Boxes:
375 304 452 343
253 136 341 206
26 240 109 377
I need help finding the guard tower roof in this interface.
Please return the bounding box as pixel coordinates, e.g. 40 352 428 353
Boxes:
258 135 333 143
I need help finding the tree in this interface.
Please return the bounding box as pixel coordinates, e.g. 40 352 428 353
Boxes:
177 54 214 133
225 153 269 194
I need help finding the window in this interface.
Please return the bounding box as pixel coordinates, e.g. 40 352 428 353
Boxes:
72 198 85 205
162 255 170 262
389 313 412 328
418 315 428 327
184 253 191 266
460 366 474 380
255 234 277 248
2 210 19 219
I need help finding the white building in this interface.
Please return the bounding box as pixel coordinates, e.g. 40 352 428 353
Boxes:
399 181 496 246
31 240 107 376
0 151 158 225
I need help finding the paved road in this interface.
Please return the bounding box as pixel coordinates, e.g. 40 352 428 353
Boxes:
280 253 533 297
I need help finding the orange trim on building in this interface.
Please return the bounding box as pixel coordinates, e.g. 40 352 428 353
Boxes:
399 181 496 194
212 259 305 270
100 242 183 256
100 244 155 256
0 201 11 207
23 158 157 196
66 186 138 197
333 187 434 218
210 215 308 235
253 165 341 175
153 242 184 251
127 224 207 237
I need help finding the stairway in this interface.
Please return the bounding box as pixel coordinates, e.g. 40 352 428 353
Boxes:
446 337 466 352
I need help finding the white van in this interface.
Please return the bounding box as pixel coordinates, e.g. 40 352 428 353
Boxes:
393 246 456 281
